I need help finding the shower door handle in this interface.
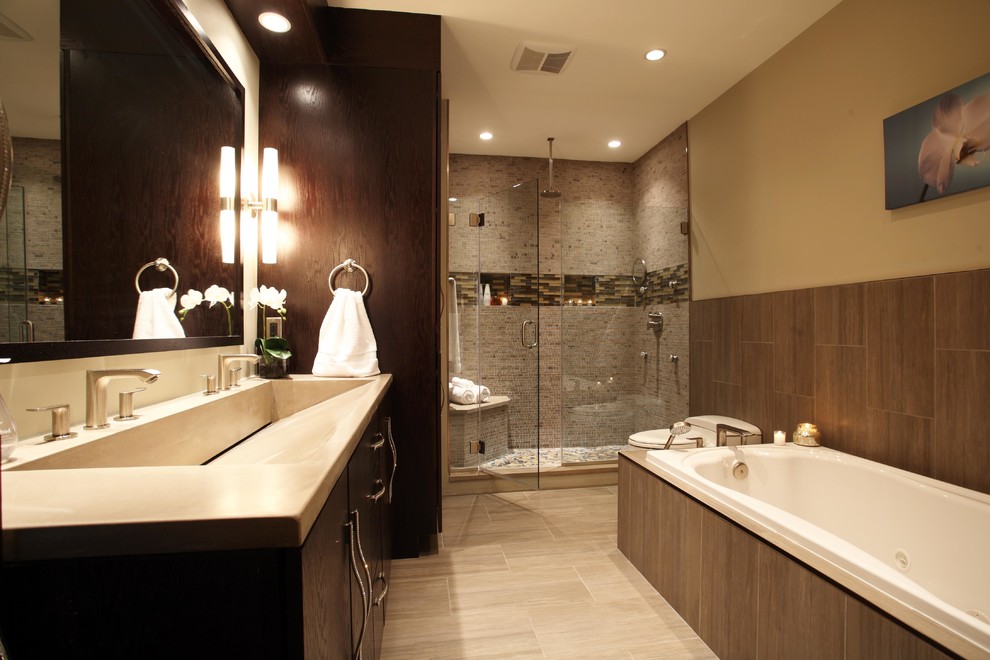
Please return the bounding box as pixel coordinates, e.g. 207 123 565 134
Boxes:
521 320 538 349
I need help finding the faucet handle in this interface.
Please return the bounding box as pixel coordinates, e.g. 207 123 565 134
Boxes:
27 404 77 441
202 374 219 396
228 366 242 388
115 388 146 421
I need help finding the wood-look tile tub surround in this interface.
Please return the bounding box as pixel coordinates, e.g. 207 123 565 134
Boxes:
618 454 957 660
689 267 990 495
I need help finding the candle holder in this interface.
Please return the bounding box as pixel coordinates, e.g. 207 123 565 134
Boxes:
793 422 821 447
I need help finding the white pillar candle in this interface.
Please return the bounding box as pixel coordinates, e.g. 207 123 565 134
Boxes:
774 430 786 445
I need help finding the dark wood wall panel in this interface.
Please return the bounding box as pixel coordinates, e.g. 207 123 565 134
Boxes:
259 57 439 557
62 46 242 340
690 266 990 494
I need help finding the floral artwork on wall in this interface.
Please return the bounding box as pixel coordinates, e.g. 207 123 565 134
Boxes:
883 71 990 210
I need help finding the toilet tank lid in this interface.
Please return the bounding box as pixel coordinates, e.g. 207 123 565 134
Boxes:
684 415 761 436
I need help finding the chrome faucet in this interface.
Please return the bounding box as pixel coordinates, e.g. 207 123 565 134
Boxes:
716 423 755 447
85 369 161 429
218 354 261 390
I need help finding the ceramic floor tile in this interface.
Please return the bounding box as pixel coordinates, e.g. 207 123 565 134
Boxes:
384 575 451 621
379 608 543 659
443 521 555 549
501 536 619 570
448 565 594 614
574 557 662 604
380 486 713 659
528 599 694 658
390 544 509 581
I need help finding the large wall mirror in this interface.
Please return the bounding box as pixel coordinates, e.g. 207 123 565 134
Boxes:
0 0 244 362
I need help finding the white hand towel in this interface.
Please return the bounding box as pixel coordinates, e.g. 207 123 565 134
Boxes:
132 288 185 339
449 385 476 405
312 288 381 378
451 376 474 388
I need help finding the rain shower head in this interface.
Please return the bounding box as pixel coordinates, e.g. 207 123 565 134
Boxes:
541 137 561 198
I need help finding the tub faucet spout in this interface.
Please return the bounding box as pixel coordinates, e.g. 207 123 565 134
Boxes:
85 368 161 429
716 423 755 447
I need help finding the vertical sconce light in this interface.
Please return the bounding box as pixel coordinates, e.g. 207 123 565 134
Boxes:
260 147 279 264
219 146 237 264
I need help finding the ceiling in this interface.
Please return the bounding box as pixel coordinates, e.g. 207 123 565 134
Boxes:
327 0 842 162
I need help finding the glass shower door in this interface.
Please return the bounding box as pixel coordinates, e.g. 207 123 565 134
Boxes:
0 186 28 342
472 179 542 489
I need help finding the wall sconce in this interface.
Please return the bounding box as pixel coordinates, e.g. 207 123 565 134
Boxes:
242 147 279 263
219 146 237 264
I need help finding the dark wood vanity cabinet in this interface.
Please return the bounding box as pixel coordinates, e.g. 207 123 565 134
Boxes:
0 398 394 660
347 408 397 660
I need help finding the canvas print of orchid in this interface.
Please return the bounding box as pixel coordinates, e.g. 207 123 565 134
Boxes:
883 71 990 210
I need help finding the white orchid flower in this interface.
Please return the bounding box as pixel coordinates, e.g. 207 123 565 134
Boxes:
918 92 990 194
204 284 234 308
262 286 288 312
179 289 203 312
250 285 287 316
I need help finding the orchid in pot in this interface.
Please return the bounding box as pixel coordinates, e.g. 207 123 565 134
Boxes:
178 284 234 335
250 285 291 378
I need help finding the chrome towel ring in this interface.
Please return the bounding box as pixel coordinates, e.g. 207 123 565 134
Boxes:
134 257 179 297
329 258 370 296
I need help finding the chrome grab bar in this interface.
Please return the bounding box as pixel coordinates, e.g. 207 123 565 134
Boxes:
386 417 397 504
521 319 538 348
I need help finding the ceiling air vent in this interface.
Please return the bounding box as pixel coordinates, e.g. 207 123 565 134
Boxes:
510 42 575 75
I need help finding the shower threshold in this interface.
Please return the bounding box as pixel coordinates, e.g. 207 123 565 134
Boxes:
478 445 629 470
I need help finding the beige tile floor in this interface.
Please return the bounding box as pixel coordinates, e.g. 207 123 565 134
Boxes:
379 486 716 659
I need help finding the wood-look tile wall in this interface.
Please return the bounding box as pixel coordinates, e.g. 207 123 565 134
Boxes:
690 268 990 494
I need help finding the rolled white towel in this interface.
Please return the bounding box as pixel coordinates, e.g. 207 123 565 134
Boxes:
449 385 476 405
451 377 491 402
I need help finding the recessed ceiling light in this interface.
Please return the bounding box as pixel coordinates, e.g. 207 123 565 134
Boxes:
608 140 622 148
259 12 291 33
479 131 493 141
448 197 458 202
644 49 666 61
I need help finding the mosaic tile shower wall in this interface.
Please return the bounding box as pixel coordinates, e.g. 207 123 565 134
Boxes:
1 138 64 342
447 125 690 469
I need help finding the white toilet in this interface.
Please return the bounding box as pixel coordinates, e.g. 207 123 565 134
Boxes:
629 415 762 449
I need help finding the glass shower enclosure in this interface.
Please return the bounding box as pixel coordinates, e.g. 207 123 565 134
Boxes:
447 178 547 489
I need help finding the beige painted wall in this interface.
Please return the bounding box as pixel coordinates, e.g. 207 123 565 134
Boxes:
688 0 990 300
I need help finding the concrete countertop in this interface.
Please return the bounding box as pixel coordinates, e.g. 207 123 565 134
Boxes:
2 374 392 562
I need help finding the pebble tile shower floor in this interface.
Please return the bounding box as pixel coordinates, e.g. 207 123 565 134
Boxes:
479 445 630 470
379 486 715 659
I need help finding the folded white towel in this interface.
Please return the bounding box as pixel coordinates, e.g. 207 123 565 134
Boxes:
449 385 476 405
450 377 491 402
132 288 185 339
312 288 381 378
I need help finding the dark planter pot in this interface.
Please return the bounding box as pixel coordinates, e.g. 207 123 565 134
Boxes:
258 357 290 379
